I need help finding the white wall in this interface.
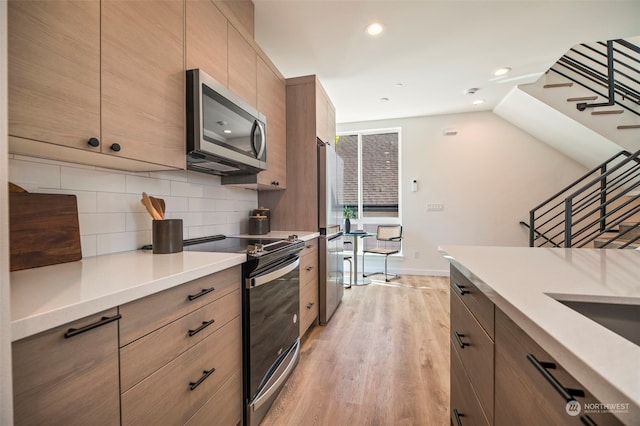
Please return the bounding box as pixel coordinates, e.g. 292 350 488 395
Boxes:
1 1 13 422
9 156 258 257
339 111 589 275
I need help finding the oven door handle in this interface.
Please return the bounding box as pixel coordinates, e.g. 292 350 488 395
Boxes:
251 338 300 412
250 257 300 288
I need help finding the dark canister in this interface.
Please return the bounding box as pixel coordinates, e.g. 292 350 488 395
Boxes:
252 207 270 233
152 219 183 253
248 215 268 235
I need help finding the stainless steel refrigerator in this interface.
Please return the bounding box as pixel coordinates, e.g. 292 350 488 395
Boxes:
318 139 345 325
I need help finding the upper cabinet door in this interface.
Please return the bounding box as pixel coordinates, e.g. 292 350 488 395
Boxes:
315 84 329 143
8 0 101 149
185 0 228 85
228 24 257 108
257 57 286 189
101 0 185 169
327 102 336 147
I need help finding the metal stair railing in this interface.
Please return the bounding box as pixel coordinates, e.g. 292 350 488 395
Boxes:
549 38 640 116
526 149 640 248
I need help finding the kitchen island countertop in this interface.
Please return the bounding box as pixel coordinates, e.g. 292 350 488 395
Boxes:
439 245 640 423
11 250 246 341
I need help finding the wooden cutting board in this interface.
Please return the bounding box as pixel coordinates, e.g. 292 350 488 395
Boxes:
10 193 82 271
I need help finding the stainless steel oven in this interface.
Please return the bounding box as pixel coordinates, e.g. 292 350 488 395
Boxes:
244 254 300 425
181 234 303 426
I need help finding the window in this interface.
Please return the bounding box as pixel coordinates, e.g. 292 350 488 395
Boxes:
336 129 400 224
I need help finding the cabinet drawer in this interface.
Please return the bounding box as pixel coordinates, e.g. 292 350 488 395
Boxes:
450 291 494 423
450 265 494 339
121 316 242 425
120 289 241 392
300 249 318 287
301 238 318 257
495 309 623 426
12 309 120 425
300 278 318 335
185 371 242 426
120 266 241 346
451 341 490 426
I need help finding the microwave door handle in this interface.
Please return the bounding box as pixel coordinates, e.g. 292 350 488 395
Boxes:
252 120 266 160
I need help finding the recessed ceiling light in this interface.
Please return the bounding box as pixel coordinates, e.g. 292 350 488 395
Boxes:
493 67 512 76
464 88 479 95
378 97 390 102
473 99 486 105
223 129 232 134
366 22 384 36
394 83 404 88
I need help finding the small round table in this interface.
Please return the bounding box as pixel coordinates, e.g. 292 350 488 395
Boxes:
344 231 376 285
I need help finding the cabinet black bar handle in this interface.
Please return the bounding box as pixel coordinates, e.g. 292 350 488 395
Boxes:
187 287 214 301
527 354 585 402
64 314 122 339
189 368 215 391
188 319 215 337
306 302 315 309
454 331 469 349
580 415 597 426
306 266 314 271
453 409 465 426
453 283 468 296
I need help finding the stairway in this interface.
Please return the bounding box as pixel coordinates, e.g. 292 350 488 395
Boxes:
523 150 640 249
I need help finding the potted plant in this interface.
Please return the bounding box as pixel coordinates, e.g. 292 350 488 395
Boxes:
343 206 356 233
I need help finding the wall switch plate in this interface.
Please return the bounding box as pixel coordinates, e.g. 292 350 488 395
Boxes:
426 203 444 211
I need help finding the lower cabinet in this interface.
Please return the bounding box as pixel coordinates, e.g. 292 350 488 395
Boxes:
299 238 319 336
495 309 623 426
12 309 121 425
12 267 243 425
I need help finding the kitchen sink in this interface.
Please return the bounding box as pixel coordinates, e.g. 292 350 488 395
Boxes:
554 298 640 346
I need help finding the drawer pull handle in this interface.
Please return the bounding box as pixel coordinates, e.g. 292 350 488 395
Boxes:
64 314 121 339
306 245 312 249
189 368 216 391
188 319 215 337
453 409 465 426
306 266 314 271
527 354 585 402
454 331 469 349
580 415 597 426
306 302 315 310
188 287 215 301
453 283 468 296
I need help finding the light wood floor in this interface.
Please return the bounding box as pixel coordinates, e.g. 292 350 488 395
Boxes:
261 275 451 426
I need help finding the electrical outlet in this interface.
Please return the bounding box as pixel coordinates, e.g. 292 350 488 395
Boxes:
426 203 444 211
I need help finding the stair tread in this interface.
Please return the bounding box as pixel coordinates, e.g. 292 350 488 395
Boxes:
618 125 640 130
544 82 573 88
567 96 598 102
591 109 624 115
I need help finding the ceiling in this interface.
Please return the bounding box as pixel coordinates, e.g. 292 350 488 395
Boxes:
253 1 640 124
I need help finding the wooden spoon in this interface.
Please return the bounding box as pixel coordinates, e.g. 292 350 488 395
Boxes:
141 192 162 220
150 196 165 220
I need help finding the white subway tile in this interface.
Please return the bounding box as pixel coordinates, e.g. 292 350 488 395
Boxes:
61 167 126 192
80 235 97 258
9 158 61 189
187 170 221 186
126 212 153 232
126 174 171 196
78 213 126 235
150 169 189 182
97 231 149 255
163 195 189 213
98 192 145 214
171 180 204 198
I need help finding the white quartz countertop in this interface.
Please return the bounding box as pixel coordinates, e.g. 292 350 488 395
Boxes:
230 230 320 241
11 250 245 342
439 245 640 423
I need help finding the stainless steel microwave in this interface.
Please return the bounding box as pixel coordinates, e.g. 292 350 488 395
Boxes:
186 69 267 176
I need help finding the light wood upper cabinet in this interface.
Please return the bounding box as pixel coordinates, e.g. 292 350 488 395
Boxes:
8 0 101 149
315 85 329 144
101 0 185 169
185 0 228 86
228 23 257 108
256 57 287 189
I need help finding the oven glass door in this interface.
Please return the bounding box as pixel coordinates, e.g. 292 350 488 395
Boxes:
246 256 300 400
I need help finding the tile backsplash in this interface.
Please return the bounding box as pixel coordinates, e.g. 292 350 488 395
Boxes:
9 155 258 258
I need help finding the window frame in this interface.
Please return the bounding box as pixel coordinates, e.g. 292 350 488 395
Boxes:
337 127 402 227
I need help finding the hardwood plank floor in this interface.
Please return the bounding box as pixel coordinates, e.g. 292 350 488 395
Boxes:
261 275 451 426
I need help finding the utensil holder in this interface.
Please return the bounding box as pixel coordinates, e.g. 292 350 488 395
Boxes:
152 219 183 254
